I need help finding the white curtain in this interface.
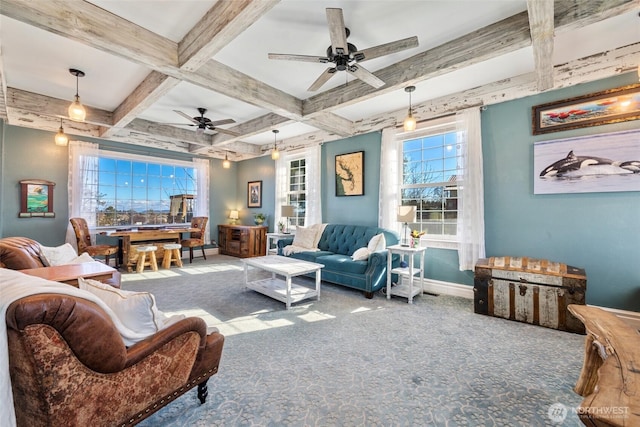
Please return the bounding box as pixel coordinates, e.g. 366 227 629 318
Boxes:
274 145 322 228
456 108 485 270
378 127 400 233
66 140 100 249
193 157 211 244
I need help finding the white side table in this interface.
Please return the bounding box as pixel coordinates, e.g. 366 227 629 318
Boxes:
265 232 294 255
386 244 427 304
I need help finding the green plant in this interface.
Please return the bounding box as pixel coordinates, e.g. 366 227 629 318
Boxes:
254 213 266 221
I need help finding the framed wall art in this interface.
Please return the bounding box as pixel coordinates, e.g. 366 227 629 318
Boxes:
19 179 56 218
247 180 262 208
532 83 640 135
335 151 364 196
534 128 640 195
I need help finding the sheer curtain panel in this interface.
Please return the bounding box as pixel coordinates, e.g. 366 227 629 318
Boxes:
456 108 486 270
66 140 100 250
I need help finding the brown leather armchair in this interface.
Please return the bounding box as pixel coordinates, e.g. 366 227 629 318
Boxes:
70 217 119 267
0 236 121 288
181 216 208 263
7 293 224 427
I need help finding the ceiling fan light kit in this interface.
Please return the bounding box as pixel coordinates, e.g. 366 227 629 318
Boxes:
268 7 418 92
403 85 417 132
54 118 68 146
68 68 87 122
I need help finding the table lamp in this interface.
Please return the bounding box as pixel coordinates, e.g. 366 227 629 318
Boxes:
229 210 239 225
396 205 416 247
280 205 295 233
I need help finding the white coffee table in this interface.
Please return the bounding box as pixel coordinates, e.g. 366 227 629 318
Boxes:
243 255 324 309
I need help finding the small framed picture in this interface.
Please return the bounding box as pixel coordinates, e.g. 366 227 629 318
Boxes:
335 151 364 196
19 179 56 218
247 180 262 208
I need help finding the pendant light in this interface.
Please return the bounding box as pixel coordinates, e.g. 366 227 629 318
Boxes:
222 151 231 169
68 68 87 122
271 129 280 160
403 85 417 132
54 118 69 146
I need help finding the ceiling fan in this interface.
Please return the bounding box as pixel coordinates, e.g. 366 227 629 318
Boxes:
268 8 418 92
168 108 238 136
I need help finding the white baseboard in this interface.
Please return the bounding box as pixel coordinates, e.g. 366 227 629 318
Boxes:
417 279 640 330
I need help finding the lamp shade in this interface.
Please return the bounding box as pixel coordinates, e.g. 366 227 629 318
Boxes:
396 205 416 223
280 205 295 217
229 210 239 220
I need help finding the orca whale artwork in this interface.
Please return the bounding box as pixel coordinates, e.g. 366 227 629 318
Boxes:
534 128 640 194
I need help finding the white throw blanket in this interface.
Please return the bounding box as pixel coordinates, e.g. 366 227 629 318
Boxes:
282 223 327 256
0 268 151 427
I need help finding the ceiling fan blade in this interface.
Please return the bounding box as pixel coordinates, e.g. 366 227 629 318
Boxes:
173 110 200 125
211 127 240 137
354 36 419 62
326 8 348 56
268 53 329 63
207 118 236 127
308 67 337 92
164 122 196 126
347 64 385 89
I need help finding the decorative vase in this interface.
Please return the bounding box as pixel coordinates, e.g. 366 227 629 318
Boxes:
411 238 420 248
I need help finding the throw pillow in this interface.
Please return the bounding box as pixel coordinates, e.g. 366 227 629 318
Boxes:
67 252 96 264
292 226 317 249
39 243 78 266
367 233 386 252
351 247 371 261
78 277 183 335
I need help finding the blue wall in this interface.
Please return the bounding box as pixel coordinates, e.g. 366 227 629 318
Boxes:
235 155 276 229
483 72 640 311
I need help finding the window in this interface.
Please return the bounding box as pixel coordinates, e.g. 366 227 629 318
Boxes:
286 157 306 228
82 152 198 227
400 121 461 240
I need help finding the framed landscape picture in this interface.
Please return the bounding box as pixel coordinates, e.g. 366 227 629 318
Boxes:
335 151 364 196
19 179 55 218
247 180 262 208
532 83 640 135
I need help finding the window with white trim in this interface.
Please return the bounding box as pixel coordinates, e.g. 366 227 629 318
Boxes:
86 152 199 227
399 120 462 241
286 157 306 228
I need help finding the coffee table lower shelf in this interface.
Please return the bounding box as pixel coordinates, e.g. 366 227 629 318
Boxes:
246 278 318 307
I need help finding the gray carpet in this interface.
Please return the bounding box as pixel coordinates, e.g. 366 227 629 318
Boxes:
121 255 585 426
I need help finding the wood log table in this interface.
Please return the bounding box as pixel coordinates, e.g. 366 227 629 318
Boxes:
568 304 640 427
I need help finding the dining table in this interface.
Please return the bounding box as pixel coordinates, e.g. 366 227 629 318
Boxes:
104 226 197 272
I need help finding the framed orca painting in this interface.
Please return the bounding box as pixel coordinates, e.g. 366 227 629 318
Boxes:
534 129 640 194
532 83 640 135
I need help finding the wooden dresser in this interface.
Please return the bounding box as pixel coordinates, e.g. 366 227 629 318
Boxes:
218 225 267 258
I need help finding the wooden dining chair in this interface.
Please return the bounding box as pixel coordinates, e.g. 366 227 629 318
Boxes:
181 216 208 263
70 217 119 267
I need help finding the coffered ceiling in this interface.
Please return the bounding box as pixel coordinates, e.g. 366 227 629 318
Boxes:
1 1 638 162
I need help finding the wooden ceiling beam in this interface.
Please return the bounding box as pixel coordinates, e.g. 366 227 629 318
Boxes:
527 0 555 91
302 0 637 116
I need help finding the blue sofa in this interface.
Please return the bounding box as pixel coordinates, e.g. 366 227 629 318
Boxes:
277 224 400 298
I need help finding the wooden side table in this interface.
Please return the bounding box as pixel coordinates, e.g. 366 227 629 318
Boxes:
386 244 427 304
20 261 117 287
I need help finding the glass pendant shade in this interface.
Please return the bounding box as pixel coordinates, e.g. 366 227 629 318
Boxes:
271 129 280 160
68 95 86 121
271 148 280 160
403 110 417 131
222 152 231 169
54 118 68 146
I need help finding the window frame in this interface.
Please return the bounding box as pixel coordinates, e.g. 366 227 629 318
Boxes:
397 117 461 250
285 155 307 229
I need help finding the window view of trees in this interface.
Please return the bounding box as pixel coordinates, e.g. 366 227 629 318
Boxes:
401 131 461 237
93 157 197 227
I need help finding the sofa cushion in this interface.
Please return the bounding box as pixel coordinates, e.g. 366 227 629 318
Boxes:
316 254 368 275
289 250 333 263
39 243 78 266
292 226 317 249
0 236 47 269
79 278 184 335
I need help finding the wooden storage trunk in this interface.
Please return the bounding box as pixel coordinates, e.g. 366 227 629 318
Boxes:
474 256 586 334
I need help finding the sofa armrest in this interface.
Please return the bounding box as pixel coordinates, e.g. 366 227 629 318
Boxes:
125 316 208 367
277 238 295 255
